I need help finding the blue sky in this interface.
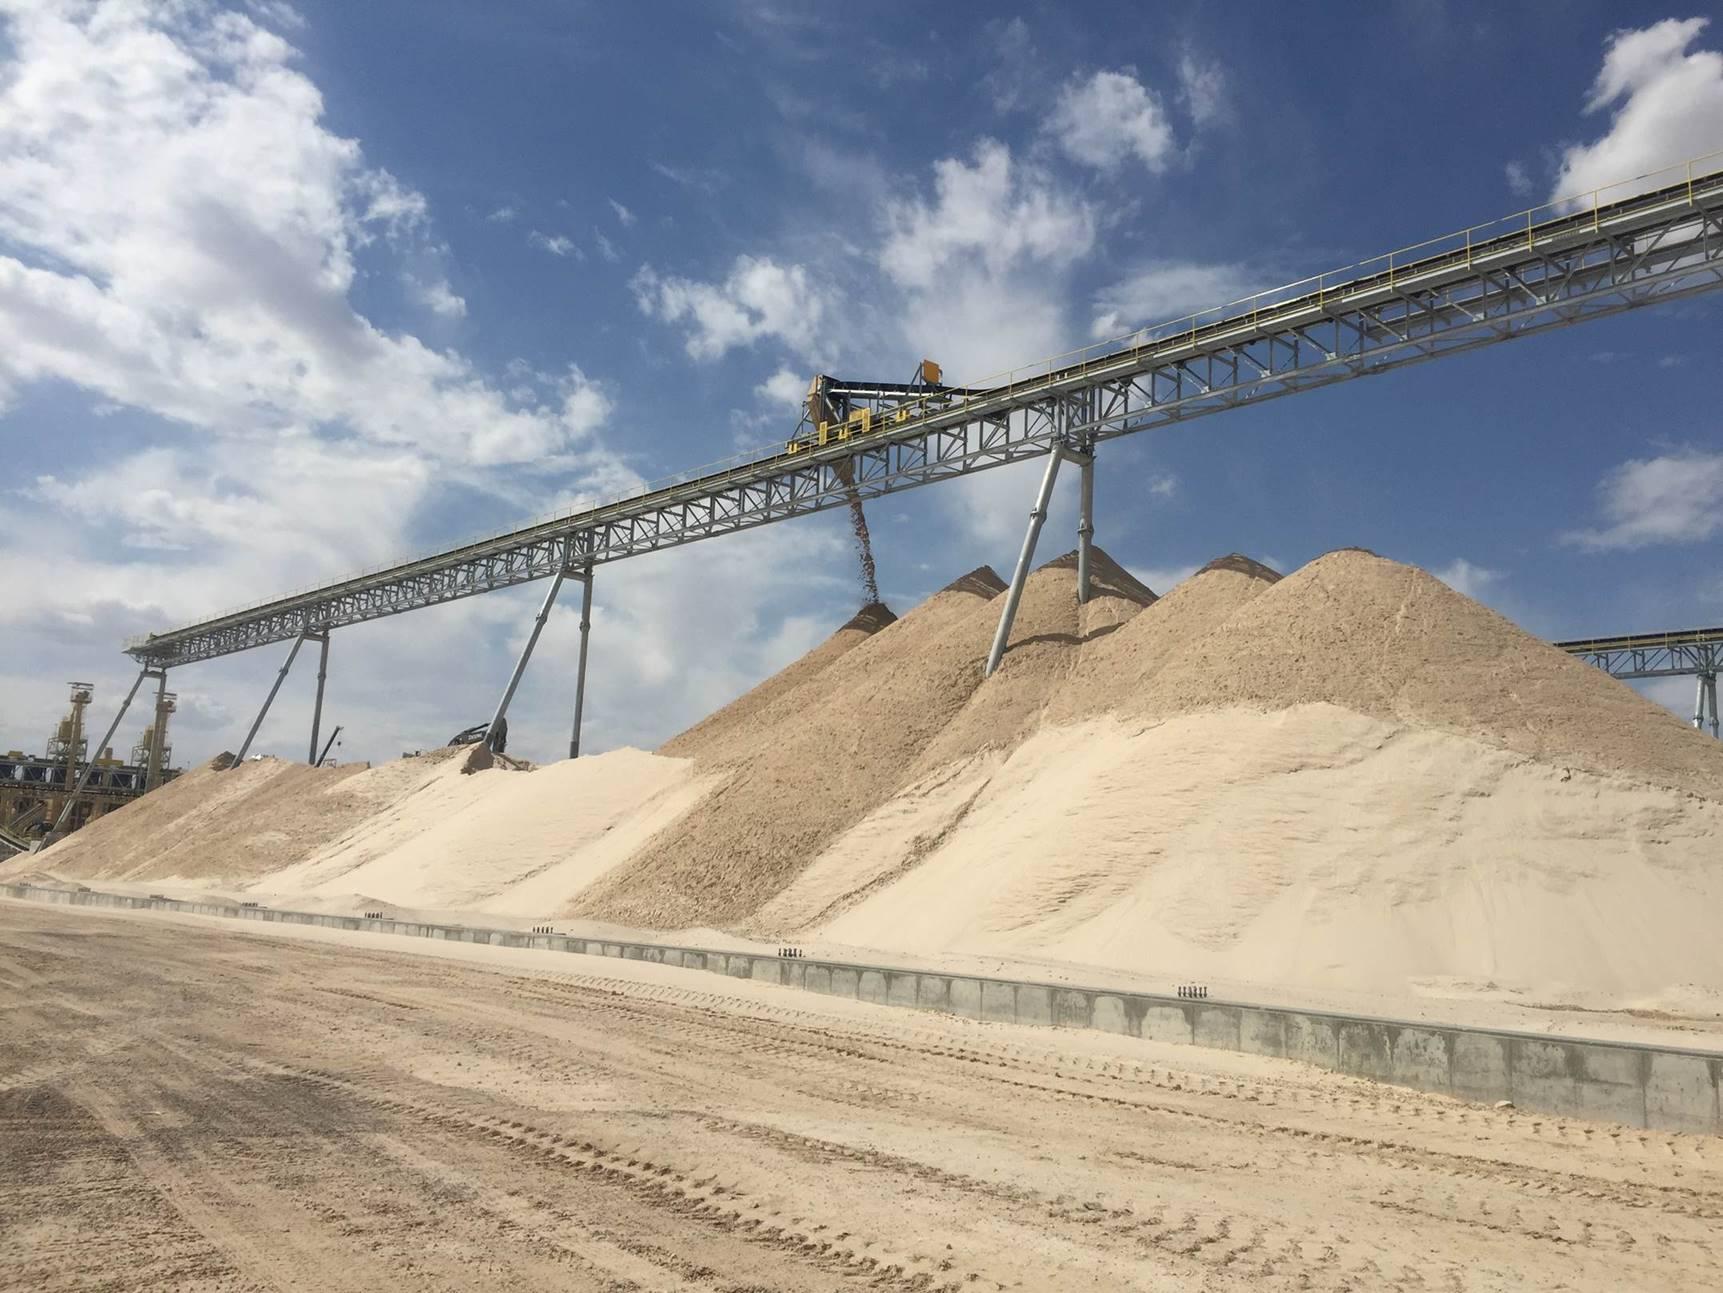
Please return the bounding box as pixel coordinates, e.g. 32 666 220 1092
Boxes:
2 0 1721 767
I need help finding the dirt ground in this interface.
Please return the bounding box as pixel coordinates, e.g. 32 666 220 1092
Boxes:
2 902 1719 1292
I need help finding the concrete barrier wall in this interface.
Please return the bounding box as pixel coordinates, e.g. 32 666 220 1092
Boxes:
5 881 1717 1135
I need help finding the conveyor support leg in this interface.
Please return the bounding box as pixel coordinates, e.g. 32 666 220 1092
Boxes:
569 568 594 759
233 634 307 766
308 631 330 765
1077 448 1095 605
486 568 566 750
985 447 1065 678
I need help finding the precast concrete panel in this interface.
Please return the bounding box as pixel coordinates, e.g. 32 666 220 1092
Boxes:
981 981 1017 1024
1338 1022 1392 1081
1510 1040 1581 1118
1646 1054 1720 1134
829 967 859 998
750 959 782 985
1194 1006 1242 1052
887 973 917 1009
1573 1047 1646 1127
1450 1032 1511 1104
1283 1014 1338 1069
1091 995 1130 1035
785 961 807 989
1238 1009 1287 1059
916 976 952 1014
948 979 983 1020
803 964 833 995
858 971 889 1005
1052 989 1092 1029
1388 1027 1452 1093
1141 1005 1193 1046
1015 985 1053 1028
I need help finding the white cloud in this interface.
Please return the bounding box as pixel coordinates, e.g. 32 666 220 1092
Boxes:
1564 448 1723 550
755 367 807 410
1433 558 1503 601
1552 18 1723 202
632 256 827 362
1047 70 1175 173
0 0 609 469
1127 563 1199 595
608 198 635 227
1504 159 1533 196
406 273 467 318
529 230 580 258
594 229 621 263
1090 259 1263 338
487 204 518 223
1176 53 1226 128
878 139 1095 289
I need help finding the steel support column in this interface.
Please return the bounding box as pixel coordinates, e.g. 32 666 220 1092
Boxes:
144 669 169 790
487 567 566 749
1075 447 1095 604
985 448 1064 678
1695 672 1720 738
308 631 330 766
50 669 153 834
233 633 308 766
569 568 594 759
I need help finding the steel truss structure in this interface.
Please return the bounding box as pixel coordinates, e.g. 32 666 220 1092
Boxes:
1558 627 1722 736
122 166 1723 671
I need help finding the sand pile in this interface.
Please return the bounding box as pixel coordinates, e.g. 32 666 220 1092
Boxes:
1049 552 1280 726
568 568 1010 927
260 747 713 916
662 602 896 764
1139 548 1723 796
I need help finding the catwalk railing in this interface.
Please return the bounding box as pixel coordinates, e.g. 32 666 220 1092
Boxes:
125 158 1723 669
1557 626 1723 679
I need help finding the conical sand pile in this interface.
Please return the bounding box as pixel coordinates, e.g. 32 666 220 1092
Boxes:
569 569 1007 927
1139 548 1721 796
662 602 896 764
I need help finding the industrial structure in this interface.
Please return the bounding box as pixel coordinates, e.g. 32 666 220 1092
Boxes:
1558 626 1723 737
39 155 1723 832
1 682 178 853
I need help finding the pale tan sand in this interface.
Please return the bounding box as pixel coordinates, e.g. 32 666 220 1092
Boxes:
261 748 714 915
566 568 1008 928
809 705 1723 1004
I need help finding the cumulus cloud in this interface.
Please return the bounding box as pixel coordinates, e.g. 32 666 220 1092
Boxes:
1563 447 1723 549
1047 70 1175 172
1090 259 1264 338
1504 159 1534 196
1433 558 1504 601
0 0 611 468
406 273 468 318
632 256 827 362
755 367 807 410
608 198 635 227
1552 18 1723 201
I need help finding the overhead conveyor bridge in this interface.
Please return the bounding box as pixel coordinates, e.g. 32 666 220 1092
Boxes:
48 153 1722 836
1559 626 1723 735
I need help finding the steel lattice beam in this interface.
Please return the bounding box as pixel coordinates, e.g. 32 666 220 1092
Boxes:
126 169 1723 669
1557 627 1723 680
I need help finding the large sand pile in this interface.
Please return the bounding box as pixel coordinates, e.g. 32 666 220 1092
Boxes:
568 568 1010 927
15 546 1723 1009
